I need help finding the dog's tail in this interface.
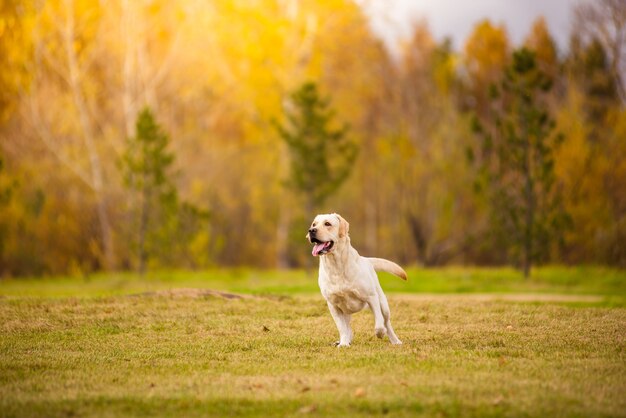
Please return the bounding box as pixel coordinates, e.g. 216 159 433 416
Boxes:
366 258 408 281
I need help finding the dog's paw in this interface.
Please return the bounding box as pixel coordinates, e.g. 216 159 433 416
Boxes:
334 341 351 347
390 339 403 345
375 327 387 339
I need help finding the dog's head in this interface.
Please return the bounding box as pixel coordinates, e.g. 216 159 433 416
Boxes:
306 213 350 256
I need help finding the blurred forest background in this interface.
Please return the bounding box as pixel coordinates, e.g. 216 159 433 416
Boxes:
0 0 624 277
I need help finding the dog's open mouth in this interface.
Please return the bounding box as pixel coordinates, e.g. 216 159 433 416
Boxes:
311 239 334 256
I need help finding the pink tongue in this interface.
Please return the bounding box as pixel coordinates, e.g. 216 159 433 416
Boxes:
312 242 330 256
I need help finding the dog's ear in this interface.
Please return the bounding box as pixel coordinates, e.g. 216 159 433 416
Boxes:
335 214 350 238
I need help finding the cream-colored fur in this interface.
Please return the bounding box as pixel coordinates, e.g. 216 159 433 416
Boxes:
306 213 406 347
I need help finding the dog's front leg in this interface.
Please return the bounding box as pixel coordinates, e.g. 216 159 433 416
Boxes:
327 302 352 347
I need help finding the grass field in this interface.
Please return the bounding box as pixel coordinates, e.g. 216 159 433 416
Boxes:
1 267 625 417
2 265 625 299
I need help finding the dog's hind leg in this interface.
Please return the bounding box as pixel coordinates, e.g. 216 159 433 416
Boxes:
367 294 388 339
327 302 352 347
378 288 402 345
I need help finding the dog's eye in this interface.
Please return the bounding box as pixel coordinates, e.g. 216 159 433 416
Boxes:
324 222 331 227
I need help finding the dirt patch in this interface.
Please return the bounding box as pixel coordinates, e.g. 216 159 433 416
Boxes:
395 293 605 303
128 288 245 300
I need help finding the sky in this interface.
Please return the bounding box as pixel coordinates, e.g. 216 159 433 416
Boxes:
357 0 586 56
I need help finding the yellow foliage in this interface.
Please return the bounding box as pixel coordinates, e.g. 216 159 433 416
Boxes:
1 0 624 272
524 16 558 78
464 19 510 85
554 86 615 262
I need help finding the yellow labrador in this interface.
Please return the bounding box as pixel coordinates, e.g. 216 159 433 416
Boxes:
306 213 407 347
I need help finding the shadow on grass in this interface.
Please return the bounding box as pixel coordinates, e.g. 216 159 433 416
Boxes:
2 396 518 418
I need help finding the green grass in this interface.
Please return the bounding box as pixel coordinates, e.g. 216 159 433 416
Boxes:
1 266 625 300
1 267 625 417
1 292 625 417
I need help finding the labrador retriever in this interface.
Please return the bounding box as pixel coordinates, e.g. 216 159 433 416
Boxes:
306 213 407 347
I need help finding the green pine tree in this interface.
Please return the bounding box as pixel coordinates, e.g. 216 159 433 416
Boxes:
274 81 358 214
121 107 177 274
472 48 569 277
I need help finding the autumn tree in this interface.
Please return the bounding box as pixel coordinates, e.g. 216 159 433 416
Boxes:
462 20 510 115
0 2 24 269
462 21 513 264
562 15 626 266
23 0 117 269
472 48 568 277
524 17 559 81
0 0 32 123
573 0 626 105
274 81 358 214
2 0 625 274
121 107 177 274
385 23 477 266
568 37 621 127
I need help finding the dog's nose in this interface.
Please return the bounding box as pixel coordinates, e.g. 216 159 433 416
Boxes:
308 228 317 235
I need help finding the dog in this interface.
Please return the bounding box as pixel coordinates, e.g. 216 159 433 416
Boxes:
306 213 407 347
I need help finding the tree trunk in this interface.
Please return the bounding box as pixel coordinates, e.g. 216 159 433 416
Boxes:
304 194 315 273
523 180 534 279
407 212 428 266
275 202 290 269
275 140 291 269
365 198 377 255
63 0 115 270
138 175 149 275
522 126 534 279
